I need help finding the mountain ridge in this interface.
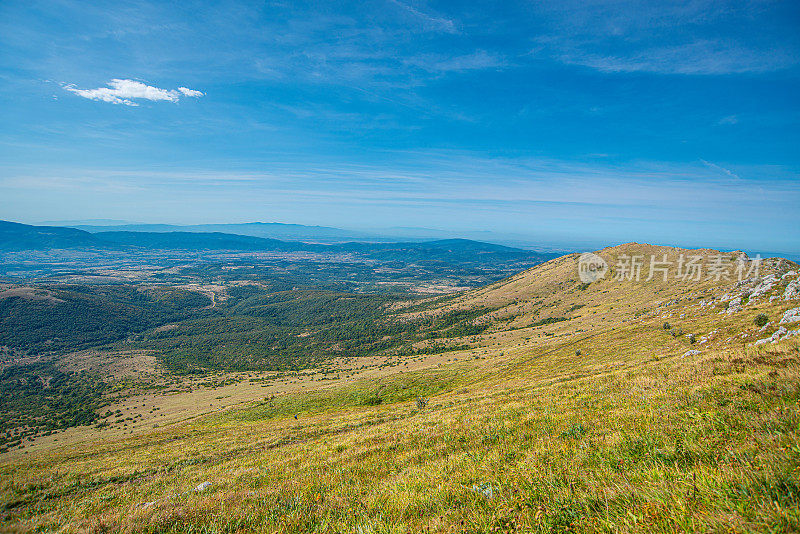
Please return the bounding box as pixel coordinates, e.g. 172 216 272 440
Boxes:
0 220 542 257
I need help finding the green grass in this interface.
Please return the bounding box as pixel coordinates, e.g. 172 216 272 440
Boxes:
3 329 798 533
222 366 470 422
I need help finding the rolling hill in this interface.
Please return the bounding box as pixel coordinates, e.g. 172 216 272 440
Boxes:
2 243 799 532
0 220 102 251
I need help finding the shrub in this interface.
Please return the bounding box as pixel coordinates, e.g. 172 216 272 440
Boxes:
754 313 769 327
364 395 382 406
415 397 428 410
560 423 588 439
663 322 671 330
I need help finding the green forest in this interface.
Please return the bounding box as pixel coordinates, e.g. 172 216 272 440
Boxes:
0 361 109 452
0 285 211 352
0 281 499 438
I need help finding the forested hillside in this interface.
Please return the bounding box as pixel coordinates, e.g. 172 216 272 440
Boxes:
0 285 211 352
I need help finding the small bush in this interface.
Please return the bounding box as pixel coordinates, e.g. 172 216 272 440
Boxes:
663 322 671 330
754 313 769 327
415 397 428 410
560 423 588 439
364 395 383 406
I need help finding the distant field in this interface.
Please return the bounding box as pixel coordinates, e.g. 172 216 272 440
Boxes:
0 221 557 293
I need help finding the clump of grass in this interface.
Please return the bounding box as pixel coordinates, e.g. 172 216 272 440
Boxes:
560 423 588 439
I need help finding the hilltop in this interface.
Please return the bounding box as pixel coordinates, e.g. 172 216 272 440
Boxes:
1 243 799 533
0 220 102 250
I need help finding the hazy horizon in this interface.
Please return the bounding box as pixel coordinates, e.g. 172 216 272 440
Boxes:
2 217 794 260
2 1 799 254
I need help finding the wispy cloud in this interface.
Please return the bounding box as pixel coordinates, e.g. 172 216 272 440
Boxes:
405 50 506 73
388 0 456 34
700 159 740 180
4 153 797 252
530 2 799 75
62 79 204 106
559 41 796 75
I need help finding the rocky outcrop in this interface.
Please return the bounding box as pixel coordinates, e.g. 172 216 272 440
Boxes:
784 280 800 301
779 307 800 325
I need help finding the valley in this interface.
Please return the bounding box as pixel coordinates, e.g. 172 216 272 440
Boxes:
0 221 555 294
1 239 799 532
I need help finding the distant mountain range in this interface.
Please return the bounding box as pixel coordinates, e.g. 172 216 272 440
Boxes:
58 222 388 243
0 221 101 250
0 220 555 264
36 220 577 251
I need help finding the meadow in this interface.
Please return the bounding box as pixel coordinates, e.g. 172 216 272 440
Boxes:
2 244 799 533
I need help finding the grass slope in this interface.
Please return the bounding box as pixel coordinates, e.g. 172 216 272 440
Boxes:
2 244 799 533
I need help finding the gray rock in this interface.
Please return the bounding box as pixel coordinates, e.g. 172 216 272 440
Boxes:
750 275 778 300
725 304 742 315
784 280 800 301
471 483 493 499
779 307 800 325
754 326 789 345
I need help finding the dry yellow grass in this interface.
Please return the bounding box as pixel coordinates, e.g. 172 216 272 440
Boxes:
2 244 799 533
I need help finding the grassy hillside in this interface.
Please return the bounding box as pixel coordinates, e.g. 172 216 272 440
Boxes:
2 244 799 533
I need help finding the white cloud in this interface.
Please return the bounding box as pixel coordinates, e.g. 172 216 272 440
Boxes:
62 79 204 106
178 86 205 97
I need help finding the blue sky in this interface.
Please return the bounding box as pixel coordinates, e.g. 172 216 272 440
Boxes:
0 0 798 254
